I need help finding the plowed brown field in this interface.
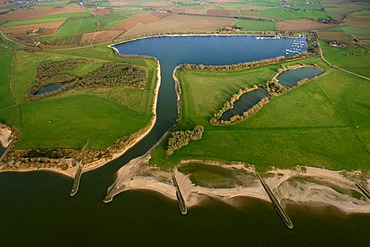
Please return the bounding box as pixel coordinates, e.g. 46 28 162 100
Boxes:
115 12 169 30
0 6 86 21
1 21 65 36
277 19 332 31
317 31 352 43
346 16 370 28
207 9 230 17
92 9 111 16
120 14 235 37
81 30 123 43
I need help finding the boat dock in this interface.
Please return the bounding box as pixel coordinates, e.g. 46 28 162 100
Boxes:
172 175 187 215
70 163 83 197
256 172 293 229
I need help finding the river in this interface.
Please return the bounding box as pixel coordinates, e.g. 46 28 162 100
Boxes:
0 35 369 246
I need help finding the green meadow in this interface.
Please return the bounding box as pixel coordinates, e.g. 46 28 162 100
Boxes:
259 8 329 20
233 19 276 31
150 56 370 171
320 41 370 78
0 46 158 150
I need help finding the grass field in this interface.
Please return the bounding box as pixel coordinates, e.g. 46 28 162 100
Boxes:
320 41 370 78
233 19 275 31
150 56 370 171
0 12 91 27
54 16 100 37
0 46 157 150
259 8 330 20
0 47 16 109
178 162 253 188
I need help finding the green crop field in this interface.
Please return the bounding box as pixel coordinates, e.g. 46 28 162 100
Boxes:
259 8 330 20
0 12 91 27
55 16 99 37
233 20 276 31
0 49 16 109
0 46 158 150
338 25 370 36
320 41 370 78
150 56 370 171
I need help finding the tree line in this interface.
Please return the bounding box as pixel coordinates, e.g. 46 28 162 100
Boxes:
167 125 205 156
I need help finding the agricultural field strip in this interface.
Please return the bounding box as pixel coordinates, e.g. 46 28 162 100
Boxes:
318 41 370 81
313 80 369 153
206 126 351 131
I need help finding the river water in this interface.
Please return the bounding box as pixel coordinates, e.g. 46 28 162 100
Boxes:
0 36 369 246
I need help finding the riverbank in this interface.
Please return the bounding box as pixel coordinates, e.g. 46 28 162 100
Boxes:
105 158 370 214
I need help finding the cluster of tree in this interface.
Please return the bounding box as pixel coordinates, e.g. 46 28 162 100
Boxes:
79 63 147 89
261 78 288 95
27 59 148 101
35 59 87 83
167 125 204 156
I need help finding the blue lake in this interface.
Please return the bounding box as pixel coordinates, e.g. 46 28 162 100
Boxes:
220 88 269 121
277 67 324 87
35 83 63 95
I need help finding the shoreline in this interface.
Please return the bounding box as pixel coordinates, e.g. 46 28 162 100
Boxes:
105 158 370 215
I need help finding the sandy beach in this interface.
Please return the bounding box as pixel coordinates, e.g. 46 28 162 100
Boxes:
0 125 12 148
105 157 370 214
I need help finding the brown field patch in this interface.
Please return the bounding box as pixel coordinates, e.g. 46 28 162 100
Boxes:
185 8 208 15
172 8 185 14
215 0 241 2
345 16 370 28
143 1 172 6
81 30 123 44
0 3 12 7
92 8 111 16
47 5 86 15
108 0 126 6
239 10 261 18
277 19 333 31
1 9 57 21
238 6 271 10
228 10 239 17
317 31 352 43
0 6 86 21
207 9 230 17
120 14 235 37
115 12 168 30
1 21 65 36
